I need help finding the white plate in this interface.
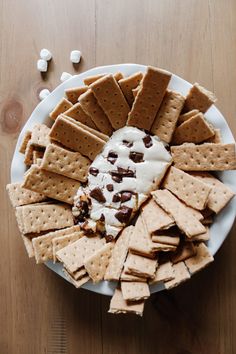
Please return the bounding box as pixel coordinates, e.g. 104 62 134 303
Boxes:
11 64 236 296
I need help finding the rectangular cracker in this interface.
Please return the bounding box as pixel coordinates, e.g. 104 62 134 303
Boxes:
65 86 88 104
171 242 196 264
49 98 73 120
152 229 180 246
185 243 214 274
202 216 213 225
127 66 171 130
141 198 175 234
21 234 35 258
120 270 146 282
33 227 82 263
151 242 177 252
15 203 74 234
69 267 87 281
118 72 143 106
33 149 44 164
152 189 206 238
79 89 113 135
190 172 235 213
124 252 157 278
19 130 32 154
163 166 212 210
183 83 216 113
108 288 144 316
172 112 215 144
84 74 106 86
164 261 190 289
171 143 236 171
56 235 105 273
52 231 84 262
132 87 139 98
22 165 80 205
6 182 47 207
41 143 90 182
178 109 199 125
84 242 114 283
150 261 175 284
129 214 155 257
90 74 130 129
63 269 90 288
31 124 50 148
63 102 97 129
206 129 222 144
121 281 150 301
24 140 34 165
151 90 185 143
104 226 133 281
49 115 106 160
187 227 210 242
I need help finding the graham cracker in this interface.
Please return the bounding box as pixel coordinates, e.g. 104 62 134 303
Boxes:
152 189 206 238
185 242 214 274
22 165 80 205
108 288 145 316
6 182 47 207
24 140 34 166
124 252 157 278
172 112 215 144
151 243 177 252
19 130 32 154
84 74 106 86
33 150 44 164
65 86 88 104
151 90 185 143
163 166 212 210
184 205 203 221
56 235 105 273
90 74 130 129
202 216 213 225
132 87 140 98
31 124 50 148
49 115 106 160
150 261 175 284
127 66 171 130
104 226 133 281
33 227 82 263
171 242 196 264
183 83 216 113
113 72 124 81
190 172 235 213
164 261 191 289
121 281 150 301
63 269 90 288
187 227 210 242
178 109 199 125
171 143 236 171
49 98 73 120
69 268 87 281
152 229 180 246
15 203 74 234
129 214 155 257
41 143 90 182
79 89 113 135
118 72 143 106
206 129 222 144
120 270 146 282
21 234 35 258
36 158 43 166
52 231 84 262
141 198 175 234
84 242 114 282
63 102 97 129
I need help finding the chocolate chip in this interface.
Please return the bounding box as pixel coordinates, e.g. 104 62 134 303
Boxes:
120 191 132 202
107 151 118 165
100 213 105 222
115 206 132 224
129 151 144 163
112 193 121 203
105 234 114 242
143 135 153 148
111 174 122 183
106 184 114 192
123 140 133 148
89 167 99 176
90 188 106 203
117 167 135 177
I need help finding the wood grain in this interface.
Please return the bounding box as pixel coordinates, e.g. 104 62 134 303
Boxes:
0 0 235 353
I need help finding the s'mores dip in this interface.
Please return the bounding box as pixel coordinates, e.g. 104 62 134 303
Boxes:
7 66 236 316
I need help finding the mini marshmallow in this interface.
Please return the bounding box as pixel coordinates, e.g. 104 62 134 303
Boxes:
40 48 52 61
70 50 81 64
39 89 50 101
60 72 72 82
37 59 48 72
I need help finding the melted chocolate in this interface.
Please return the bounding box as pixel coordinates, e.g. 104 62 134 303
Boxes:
115 206 132 224
90 188 106 203
129 151 144 163
143 135 153 148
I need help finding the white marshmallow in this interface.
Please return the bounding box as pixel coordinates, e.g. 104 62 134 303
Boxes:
60 72 72 82
37 59 48 72
39 89 50 101
40 48 52 61
70 50 81 63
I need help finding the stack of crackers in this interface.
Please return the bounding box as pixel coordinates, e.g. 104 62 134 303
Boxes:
7 66 236 316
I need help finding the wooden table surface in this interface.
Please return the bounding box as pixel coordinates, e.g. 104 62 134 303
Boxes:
1 0 236 353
